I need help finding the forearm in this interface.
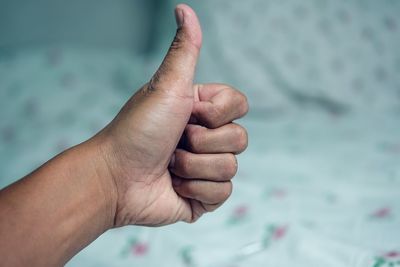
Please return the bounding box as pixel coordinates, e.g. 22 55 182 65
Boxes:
0 138 116 266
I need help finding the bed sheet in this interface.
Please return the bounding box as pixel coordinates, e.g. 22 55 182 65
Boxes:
0 47 399 267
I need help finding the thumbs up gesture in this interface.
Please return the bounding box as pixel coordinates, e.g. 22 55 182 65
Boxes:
95 4 249 226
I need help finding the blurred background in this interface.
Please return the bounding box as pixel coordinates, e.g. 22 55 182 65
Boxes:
0 0 399 266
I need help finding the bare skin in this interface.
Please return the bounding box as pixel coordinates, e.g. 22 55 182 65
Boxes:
0 4 248 266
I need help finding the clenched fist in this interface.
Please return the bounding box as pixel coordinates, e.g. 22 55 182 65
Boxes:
95 4 249 226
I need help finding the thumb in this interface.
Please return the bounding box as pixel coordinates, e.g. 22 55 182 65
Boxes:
149 4 202 97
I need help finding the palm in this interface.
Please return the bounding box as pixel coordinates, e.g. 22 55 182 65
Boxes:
95 4 247 228
99 83 194 226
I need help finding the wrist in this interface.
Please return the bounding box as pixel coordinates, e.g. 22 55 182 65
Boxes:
72 136 118 231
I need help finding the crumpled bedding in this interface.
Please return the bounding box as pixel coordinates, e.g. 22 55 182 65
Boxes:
0 47 399 267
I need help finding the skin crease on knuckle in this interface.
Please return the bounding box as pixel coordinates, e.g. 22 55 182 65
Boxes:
200 181 232 204
172 148 236 182
216 85 249 120
208 89 248 128
185 122 247 154
205 103 224 129
233 124 248 153
219 181 233 202
204 154 233 181
232 90 248 118
175 178 232 205
221 154 238 180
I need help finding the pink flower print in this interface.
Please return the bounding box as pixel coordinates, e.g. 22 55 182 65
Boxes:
371 207 391 219
262 224 289 247
132 242 149 256
272 225 288 240
372 251 400 267
120 237 149 258
384 251 400 259
233 205 248 219
227 205 249 225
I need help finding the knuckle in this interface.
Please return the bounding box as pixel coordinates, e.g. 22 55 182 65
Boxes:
221 86 249 117
234 125 248 153
225 89 238 104
208 106 223 128
220 182 233 200
236 91 249 116
220 83 235 92
222 154 238 179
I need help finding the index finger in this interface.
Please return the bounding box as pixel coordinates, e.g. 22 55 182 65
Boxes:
192 83 249 128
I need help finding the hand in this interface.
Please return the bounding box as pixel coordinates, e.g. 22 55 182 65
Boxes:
0 4 248 265
93 4 249 227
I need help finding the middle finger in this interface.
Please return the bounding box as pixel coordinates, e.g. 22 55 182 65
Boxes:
169 149 238 181
182 123 248 154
